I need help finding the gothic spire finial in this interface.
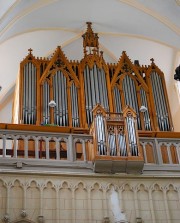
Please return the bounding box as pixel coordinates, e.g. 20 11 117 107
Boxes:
82 22 99 55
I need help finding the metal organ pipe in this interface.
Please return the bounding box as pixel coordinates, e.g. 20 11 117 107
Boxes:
83 64 109 126
117 133 127 156
156 73 170 131
52 71 68 126
53 73 58 124
126 115 138 156
22 65 26 123
22 62 37 125
94 65 100 103
70 82 80 127
84 66 90 126
108 128 116 156
96 114 106 155
151 72 170 131
140 88 151 130
151 72 161 128
101 68 109 111
123 75 141 129
113 86 122 113
90 66 96 107
43 81 50 124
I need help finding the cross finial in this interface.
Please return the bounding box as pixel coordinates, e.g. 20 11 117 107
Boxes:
28 48 33 54
150 58 154 63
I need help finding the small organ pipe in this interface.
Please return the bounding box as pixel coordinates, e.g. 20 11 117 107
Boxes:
140 88 151 130
90 66 96 107
72 83 80 127
84 67 90 126
98 67 104 108
101 68 109 111
94 65 100 103
96 114 106 155
114 86 122 113
127 116 137 156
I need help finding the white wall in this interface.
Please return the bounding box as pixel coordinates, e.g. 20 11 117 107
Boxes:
0 174 180 223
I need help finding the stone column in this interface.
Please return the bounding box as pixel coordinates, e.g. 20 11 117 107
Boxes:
163 187 171 223
148 188 156 223
87 186 92 223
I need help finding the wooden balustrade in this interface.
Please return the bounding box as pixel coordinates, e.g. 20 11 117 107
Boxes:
0 123 93 162
1 123 180 174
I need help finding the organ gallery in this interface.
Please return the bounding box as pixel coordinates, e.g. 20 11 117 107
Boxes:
0 22 180 223
1 22 175 173
12 22 174 171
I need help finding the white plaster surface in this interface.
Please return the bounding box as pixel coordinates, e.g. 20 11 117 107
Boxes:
0 174 180 223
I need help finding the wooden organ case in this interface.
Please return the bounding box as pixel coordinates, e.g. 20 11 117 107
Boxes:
18 22 173 173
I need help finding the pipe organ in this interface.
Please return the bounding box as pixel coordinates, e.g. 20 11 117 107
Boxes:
18 22 173 134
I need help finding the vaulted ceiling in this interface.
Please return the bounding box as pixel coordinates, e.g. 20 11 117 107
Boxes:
0 0 180 126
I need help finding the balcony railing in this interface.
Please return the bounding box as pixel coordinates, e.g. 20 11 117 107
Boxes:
1 123 180 174
139 133 180 173
0 123 93 171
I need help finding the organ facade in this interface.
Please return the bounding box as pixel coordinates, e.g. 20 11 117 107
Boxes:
18 22 173 132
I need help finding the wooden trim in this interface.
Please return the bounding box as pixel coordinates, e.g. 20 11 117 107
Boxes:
79 64 87 128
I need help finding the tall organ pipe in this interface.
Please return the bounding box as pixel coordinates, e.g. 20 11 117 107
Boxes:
52 71 68 126
42 81 50 124
123 75 141 129
22 62 37 124
84 66 90 126
83 64 109 126
70 82 80 127
151 72 170 131
156 73 170 131
140 88 151 130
